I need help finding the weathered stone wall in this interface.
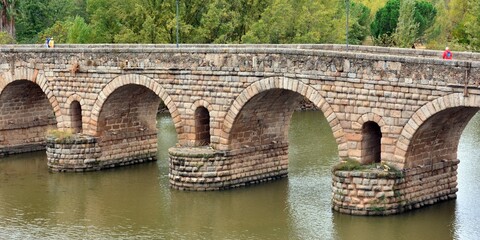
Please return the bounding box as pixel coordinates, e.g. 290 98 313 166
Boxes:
98 132 157 166
169 143 288 190
404 107 478 168
47 133 157 171
332 160 458 215
47 136 102 171
0 80 56 155
0 45 479 214
1 46 478 167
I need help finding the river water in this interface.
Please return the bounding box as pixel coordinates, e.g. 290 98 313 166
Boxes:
0 111 479 240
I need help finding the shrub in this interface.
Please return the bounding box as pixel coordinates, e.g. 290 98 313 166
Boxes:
0 31 15 44
46 129 74 140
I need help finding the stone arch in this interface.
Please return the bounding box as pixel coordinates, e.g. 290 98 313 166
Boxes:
88 74 182 137
352 113 387 164
394 93 480 169
190 100 214 146
65 94 86 133
221 76 346 157
0 76 7 94
353 113 387 131
0 68 61 124
191 99 214 113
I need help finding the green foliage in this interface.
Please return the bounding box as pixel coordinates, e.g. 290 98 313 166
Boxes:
47 129 74 140
332 159 365 171
395 0 418 48
371 0 436 47
333 159 402 177
193 0 240 43
371 0 400 40
67 16 92 43
7 0 480 51
348 2 371 45
414 0 436 40
243 0 346 44
0 31 15 44
448 0 480 51
242 0 295 43
16 0 88 43
40 21 70 44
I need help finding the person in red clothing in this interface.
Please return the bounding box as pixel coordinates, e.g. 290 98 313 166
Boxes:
443 47 453 60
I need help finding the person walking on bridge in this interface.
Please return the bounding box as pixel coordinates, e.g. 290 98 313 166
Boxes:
48 38 55 48
443 47 453 60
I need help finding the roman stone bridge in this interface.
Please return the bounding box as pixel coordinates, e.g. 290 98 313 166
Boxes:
1 44 480 215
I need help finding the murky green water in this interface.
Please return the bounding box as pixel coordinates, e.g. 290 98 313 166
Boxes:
0 111 479 239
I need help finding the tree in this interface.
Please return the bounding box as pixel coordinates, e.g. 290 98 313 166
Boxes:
348 1 371 45
0 30 14 43
395 0 418 48
449 0 480 50
16 0 88 43
293 0 342 44
67 16 91 43
0 0 17 38
242 0 295 43
242 0 346 44
16 0 49 43
414 0 436 40
193 0 238 43
370 0 400 45
371 0 437 47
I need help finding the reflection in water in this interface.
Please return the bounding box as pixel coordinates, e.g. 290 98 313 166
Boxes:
0 112 479 239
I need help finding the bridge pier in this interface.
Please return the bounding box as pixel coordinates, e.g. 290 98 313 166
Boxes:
169 142 288 190
331 160 459 215
46 132 157 172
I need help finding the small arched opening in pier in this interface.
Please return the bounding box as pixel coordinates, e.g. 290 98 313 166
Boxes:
195 106 210 146
361 121 382 164
70 100 82 134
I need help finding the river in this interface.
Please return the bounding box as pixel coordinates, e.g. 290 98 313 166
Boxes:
0 111 479 239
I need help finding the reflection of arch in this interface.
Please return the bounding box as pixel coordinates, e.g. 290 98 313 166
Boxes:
221 77 346 156
88 74 182 136
394 93 480 168
0 68 61 124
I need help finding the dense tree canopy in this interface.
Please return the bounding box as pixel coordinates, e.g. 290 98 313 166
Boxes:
0 0 478 51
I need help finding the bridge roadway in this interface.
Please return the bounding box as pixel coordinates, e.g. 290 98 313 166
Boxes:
0 44 479 215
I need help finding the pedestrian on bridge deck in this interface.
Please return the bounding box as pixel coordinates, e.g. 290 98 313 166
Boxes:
443 47 453 60
48 38 55 48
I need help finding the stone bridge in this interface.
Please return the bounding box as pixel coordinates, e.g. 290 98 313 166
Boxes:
1 44 480 215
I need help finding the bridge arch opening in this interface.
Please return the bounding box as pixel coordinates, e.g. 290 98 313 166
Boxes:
226 88 337 182
361 121 382 164
96 84 162 163
0 80 57 154
97 84 161 136
70 100 82 134
228 89 303 149
195 106 210 146
404 106 479 168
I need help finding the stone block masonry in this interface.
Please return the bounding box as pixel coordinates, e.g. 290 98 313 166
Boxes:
332 160 458 215
169 142 288 191
46 133 157 172
1 44 480 215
